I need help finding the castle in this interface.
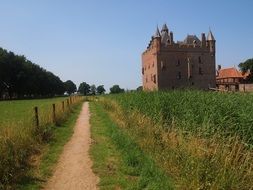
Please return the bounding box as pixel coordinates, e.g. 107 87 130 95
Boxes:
142 24 216 90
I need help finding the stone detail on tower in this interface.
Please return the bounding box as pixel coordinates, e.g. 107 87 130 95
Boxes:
142 24 216 90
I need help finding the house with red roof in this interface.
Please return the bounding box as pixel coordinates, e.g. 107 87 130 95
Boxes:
216 67 251 91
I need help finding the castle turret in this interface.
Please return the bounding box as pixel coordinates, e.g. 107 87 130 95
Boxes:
153 26 161 50
170 32 174 44
207 30 215 55
161 23 169 33
201 33 206 47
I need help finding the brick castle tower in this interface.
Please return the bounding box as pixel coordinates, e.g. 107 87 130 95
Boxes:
142 24 216 90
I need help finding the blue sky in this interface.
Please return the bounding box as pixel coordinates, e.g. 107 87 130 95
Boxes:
0 0 252 91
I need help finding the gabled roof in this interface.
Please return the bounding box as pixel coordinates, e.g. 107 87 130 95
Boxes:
183 35 201 45
161 30 170 45
217 67 243 79
161 24 168 32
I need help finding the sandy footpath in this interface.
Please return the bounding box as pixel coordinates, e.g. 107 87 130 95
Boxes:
43 102 99 190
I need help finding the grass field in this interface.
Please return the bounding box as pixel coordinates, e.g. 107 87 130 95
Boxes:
0 96 83 189
0 97 67 127
95 90 253 189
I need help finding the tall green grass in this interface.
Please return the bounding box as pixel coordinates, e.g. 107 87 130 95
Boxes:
0 96 83 190
99 91 253 189
108 90 253 146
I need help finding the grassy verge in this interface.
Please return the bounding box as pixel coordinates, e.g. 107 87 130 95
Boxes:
17 103 83 190
90 102 173 190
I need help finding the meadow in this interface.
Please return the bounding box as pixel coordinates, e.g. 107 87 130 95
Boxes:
0 96 83 189
96 90 253 189
0 97 67 127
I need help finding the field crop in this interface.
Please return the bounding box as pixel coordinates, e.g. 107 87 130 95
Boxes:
98 90 253 189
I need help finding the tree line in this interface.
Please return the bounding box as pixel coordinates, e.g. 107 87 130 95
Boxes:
0 47 66 99
0 47 140 99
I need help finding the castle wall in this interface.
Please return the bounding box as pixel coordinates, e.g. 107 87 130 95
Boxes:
142 48 158 90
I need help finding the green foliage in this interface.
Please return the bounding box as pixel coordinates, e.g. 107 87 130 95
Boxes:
96 85 106 95
78 82 90 95
64 80 76 95
238 58 253 82
90 84 96 95
110 85 124 94
0 47 65 99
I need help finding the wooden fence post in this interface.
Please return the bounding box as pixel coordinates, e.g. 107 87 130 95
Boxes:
67 99 70 109
62 101 65 112
34 106 39 127
52 103 56 123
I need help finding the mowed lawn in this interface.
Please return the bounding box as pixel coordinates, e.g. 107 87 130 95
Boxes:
0 97 67 127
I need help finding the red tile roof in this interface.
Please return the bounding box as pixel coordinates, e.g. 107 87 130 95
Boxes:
217 67 243 79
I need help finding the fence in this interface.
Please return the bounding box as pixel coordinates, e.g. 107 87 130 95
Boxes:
33 95 83 128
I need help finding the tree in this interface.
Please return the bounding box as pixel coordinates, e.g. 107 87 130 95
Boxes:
97 85 106 95
136 86 143 91
64 80 77 95
238 58 253 82
110 85 124 94
90 84 96 95
78 82 90 95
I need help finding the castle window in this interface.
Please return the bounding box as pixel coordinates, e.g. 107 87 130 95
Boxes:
199 67 203 75
153 74 156 83
146 76 148 82
177 72 181 79
198 56 201 64
161 61 166 70
152 61 154 67
176 60 180 66
142 67 144 75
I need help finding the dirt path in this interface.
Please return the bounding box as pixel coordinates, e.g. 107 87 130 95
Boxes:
43 102 99 190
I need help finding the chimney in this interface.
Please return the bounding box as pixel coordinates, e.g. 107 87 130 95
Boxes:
218 65 221 70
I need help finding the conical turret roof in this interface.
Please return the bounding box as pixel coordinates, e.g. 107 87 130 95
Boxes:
207 30 215 41
153 26 161 38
